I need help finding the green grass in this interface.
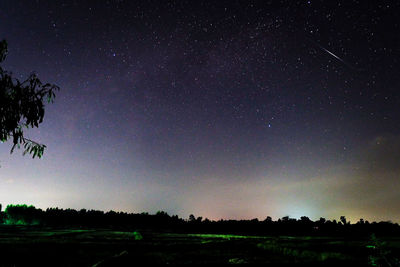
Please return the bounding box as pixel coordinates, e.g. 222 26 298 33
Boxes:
0 226 399 266
187 233 270 239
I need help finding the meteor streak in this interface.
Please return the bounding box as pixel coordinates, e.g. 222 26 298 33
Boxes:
318 46 346 64
303 36 362 70
311 40 361 71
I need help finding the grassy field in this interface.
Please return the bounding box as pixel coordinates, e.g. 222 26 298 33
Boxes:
0 225 399 266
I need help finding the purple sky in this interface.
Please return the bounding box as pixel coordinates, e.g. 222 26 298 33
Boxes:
1 0 400 223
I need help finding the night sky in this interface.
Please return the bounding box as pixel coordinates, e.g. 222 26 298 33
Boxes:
1 0 400 222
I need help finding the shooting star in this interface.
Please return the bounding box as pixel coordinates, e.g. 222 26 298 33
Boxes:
317 44 362 71
306 36 362 71
318 45 346 64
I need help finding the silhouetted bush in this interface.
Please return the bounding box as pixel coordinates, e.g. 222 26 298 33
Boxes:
3 204 43 225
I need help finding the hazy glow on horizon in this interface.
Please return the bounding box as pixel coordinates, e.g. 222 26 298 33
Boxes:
2 134 399 223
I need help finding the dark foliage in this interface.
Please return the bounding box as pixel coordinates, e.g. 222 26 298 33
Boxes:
0 40 59 158
1 204 399 238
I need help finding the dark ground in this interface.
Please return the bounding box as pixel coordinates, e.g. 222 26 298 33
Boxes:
0 225 398 266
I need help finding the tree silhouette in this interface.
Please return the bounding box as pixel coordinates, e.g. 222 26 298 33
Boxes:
188 214 196 222
0 40 59 158
340 215 347 225
264 216 272 222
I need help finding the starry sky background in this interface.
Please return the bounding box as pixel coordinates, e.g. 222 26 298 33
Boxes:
1 0 400 222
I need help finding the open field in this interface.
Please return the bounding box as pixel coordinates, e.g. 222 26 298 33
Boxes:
0 226 399 266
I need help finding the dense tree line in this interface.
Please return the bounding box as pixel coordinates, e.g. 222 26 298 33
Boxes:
1 204 399 237
0 205 184 230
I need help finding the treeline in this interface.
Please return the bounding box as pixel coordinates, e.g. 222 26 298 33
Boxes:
1 204 399 236
0 204 182 229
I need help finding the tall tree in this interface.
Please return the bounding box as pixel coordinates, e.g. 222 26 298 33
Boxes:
0 40 59 158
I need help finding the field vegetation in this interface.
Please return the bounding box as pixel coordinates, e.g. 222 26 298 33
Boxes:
0 204 399 266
